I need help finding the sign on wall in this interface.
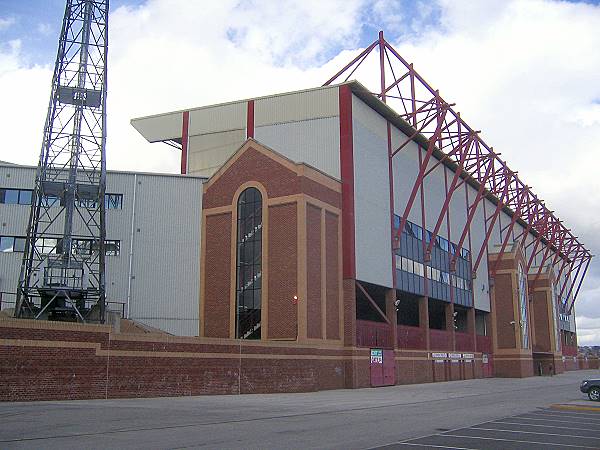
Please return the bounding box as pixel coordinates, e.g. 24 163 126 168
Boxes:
370 349 383 364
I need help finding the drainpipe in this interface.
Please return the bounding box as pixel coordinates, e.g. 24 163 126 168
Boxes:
125 174 137 318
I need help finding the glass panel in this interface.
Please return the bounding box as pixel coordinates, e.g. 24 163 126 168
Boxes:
72 239 92 256
0 236 14 252
411 223 423 240
105 240 120 256
18 190 32 205
13 237 26 252
517 263 529 349
414 261 424 277
43 195 60 207
4 189 19 204
105 193 123 209
551 282 561 351
235 187 262 340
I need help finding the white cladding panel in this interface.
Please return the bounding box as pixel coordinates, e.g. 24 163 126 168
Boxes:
352 95 393 288
105 172 135 306
254 117 340 179
467 183 491 311
0 166 40 304
130 112 183 142
447 167 468 243
187 129 246 178
391 127 421 224
188 101 246 136
128 174 202 336
0 164 203 336
423 157 449 240
254 86 339 126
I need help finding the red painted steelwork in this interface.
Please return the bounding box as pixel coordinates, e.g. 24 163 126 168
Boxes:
476 335 492 354
455 331 475 351
397 324 427 349
429 329 453 351
180 111 189 175
356 320 393 348
339 85 356 279
246 100 254 139
324 31 591 305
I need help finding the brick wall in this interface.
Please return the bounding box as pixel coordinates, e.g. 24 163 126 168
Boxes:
531 289 551 352
494 273 517 349
0 320 350 401
325 212 340 340
306 204 322 339
268 203 298 339
203 213 232 338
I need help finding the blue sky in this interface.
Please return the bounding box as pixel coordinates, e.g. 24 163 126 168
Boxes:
1 0 600 344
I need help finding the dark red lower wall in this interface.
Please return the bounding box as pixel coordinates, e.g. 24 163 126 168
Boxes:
0 320 350 402
2 319 594 402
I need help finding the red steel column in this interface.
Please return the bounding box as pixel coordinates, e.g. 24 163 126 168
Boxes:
339 85 355 279
246 100 255 139
180 111 189 175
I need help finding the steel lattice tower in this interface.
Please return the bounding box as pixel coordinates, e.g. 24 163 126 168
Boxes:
14 0 109 323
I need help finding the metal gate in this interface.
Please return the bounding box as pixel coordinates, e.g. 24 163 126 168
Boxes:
370 349 395 387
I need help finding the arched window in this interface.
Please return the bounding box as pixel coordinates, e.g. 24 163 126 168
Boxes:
235 187 262 339
517 263 529 349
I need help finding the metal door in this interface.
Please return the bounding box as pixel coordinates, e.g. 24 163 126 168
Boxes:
370 348 395 387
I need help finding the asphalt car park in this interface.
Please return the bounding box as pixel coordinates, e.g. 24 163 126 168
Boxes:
379 407 600 449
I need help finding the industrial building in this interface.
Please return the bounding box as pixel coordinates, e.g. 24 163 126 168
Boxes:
1 32 594 399
0 162 203 335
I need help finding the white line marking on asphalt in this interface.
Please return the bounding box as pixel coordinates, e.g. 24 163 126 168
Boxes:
516 414 600 425
543 410 600 418
467 427 600 440
431 434 598 448
493 420 600 432
396 443 475 449
529 411 600 420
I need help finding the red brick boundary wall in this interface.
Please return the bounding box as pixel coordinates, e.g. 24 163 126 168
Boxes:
1 319 498 402
0 319 353 402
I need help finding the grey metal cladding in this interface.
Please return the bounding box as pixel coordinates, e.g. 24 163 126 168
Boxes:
127 173 201 336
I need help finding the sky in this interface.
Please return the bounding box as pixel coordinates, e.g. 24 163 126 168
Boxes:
0 0 599 345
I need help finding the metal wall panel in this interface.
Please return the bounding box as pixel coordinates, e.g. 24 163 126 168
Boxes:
104 172 135 308
0 163 203 335
187 129 246 177
391 127 422 225
130 111 183 142
188 101 246 136
423 156 449 240
467 183 491 312
352 95 393 288
254 85 338 126
128 174 202 336
254 117 340 179
446 166 468 244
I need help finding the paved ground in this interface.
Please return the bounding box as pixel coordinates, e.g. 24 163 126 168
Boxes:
377 407 600 449
0 369 598 449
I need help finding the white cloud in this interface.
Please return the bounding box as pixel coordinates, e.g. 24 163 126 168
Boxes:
386 0 600 342
36 23 52 36
576 316 600 346
0 17 16 31
0 0 599 343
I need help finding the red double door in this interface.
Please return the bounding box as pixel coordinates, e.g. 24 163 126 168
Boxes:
370 349 396 387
